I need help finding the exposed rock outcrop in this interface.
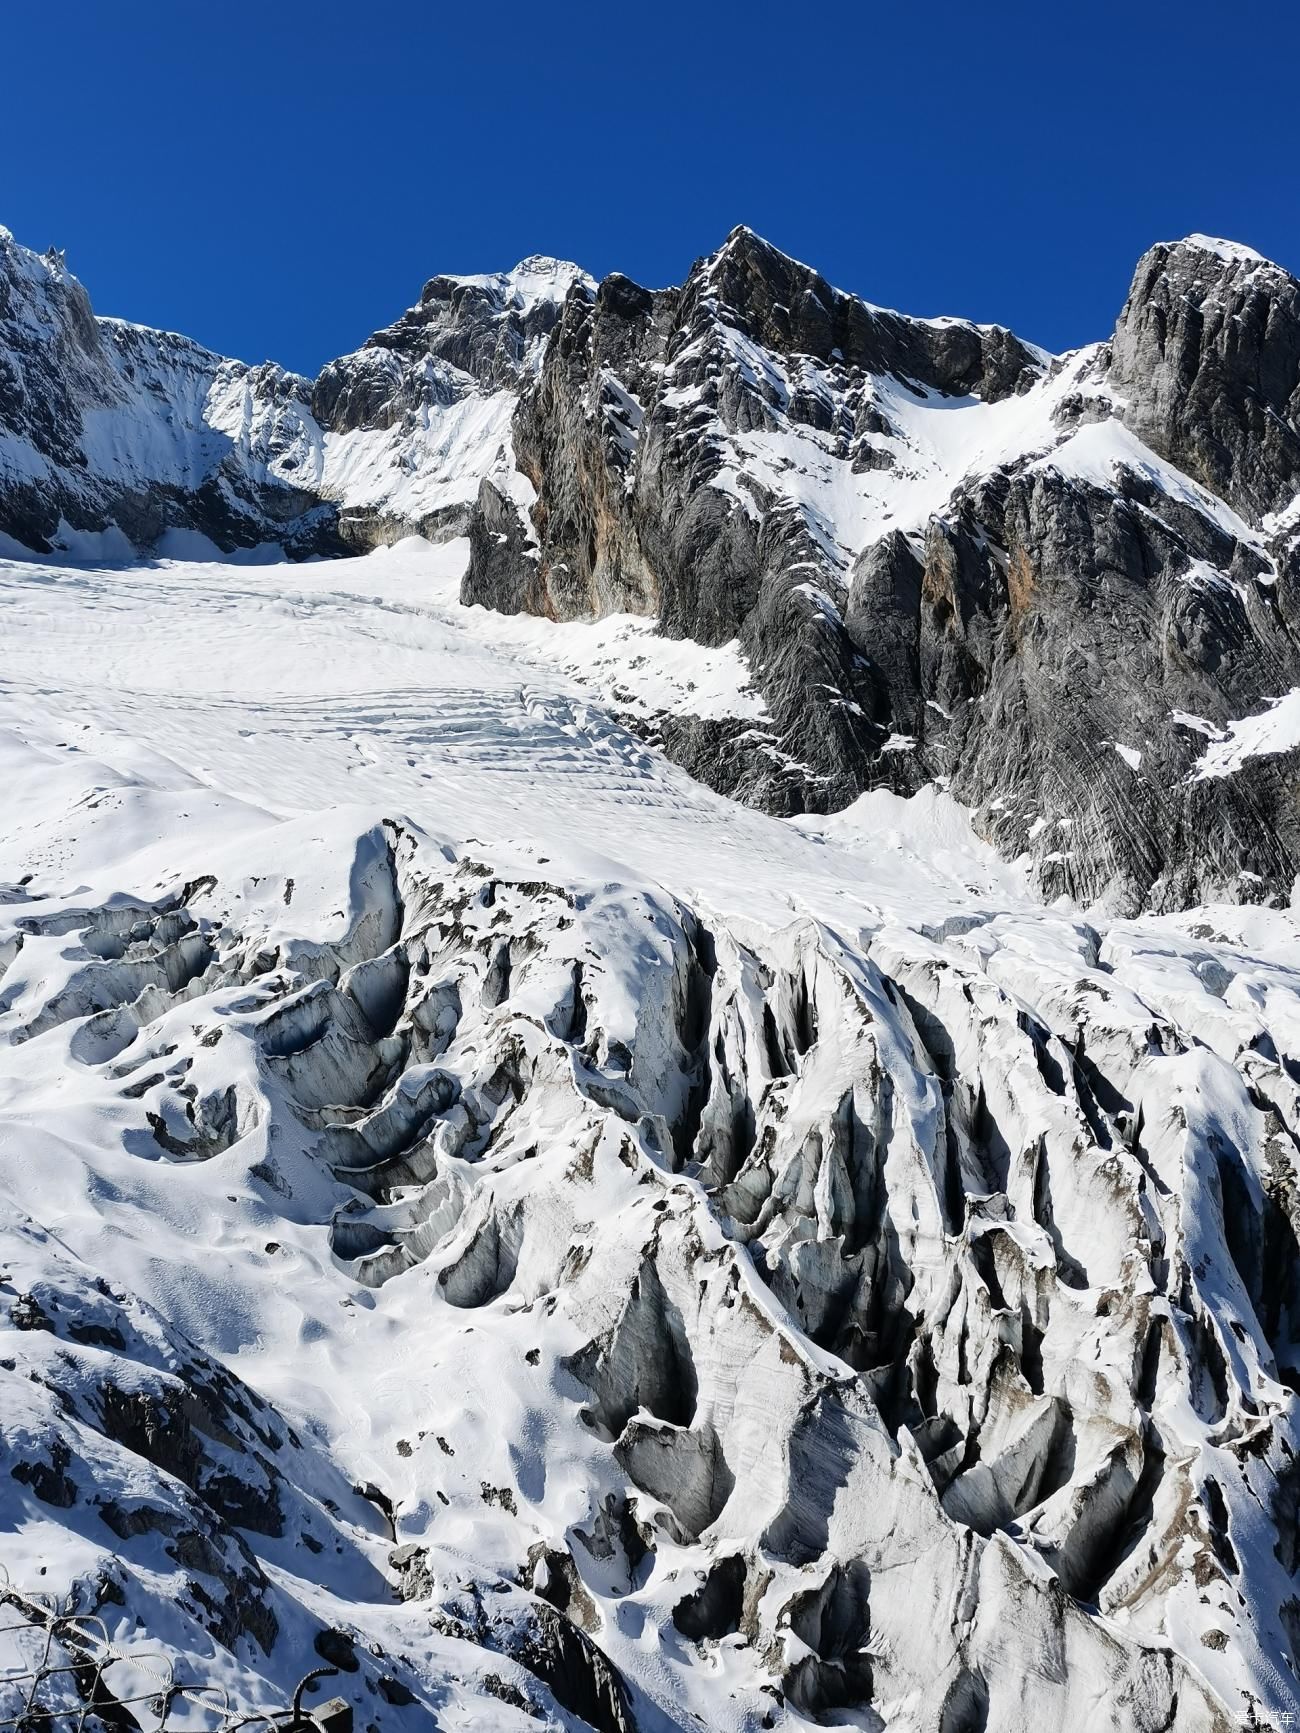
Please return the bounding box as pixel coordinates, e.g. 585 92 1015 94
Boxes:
1109 236 1300 521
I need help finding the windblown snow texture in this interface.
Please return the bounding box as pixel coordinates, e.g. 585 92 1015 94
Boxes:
1 219 1300 1733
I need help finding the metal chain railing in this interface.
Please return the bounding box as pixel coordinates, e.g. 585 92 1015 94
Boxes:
0 1570 351 1733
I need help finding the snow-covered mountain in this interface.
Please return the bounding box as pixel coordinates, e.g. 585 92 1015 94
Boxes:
3 222 1300 1733
5 224 1300 911
0 229 588 560
0 229 330 558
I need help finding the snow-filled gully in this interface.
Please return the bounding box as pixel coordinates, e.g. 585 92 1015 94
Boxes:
2 547 1300 1732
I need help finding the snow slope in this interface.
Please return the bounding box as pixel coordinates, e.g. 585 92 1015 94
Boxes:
3 537 1300 1732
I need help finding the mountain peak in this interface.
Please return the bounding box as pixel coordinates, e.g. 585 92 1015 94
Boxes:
418 256 594 322
1136 232 1295 289
709 222 810 276
1110 225 1300 520
510 253 588 279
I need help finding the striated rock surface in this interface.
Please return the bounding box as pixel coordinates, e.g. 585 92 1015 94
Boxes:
462 229 1300 912
464 227 1047 819
1109 236 1300 521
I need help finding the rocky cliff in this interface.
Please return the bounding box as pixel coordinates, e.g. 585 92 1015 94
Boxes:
462 229 1300 915
0 228 334 556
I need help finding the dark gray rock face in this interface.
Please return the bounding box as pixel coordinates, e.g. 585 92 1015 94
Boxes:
832 239 1300 912
846 464 1300 911
1109 236 1300 521
496 1601 636 1733
463 226 1044 814
468 227 1040 639
462 227 1300 911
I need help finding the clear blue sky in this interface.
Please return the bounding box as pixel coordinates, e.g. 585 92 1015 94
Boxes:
4 0 1296 376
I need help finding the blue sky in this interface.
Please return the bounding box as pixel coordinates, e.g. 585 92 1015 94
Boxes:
4 0 1297 376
